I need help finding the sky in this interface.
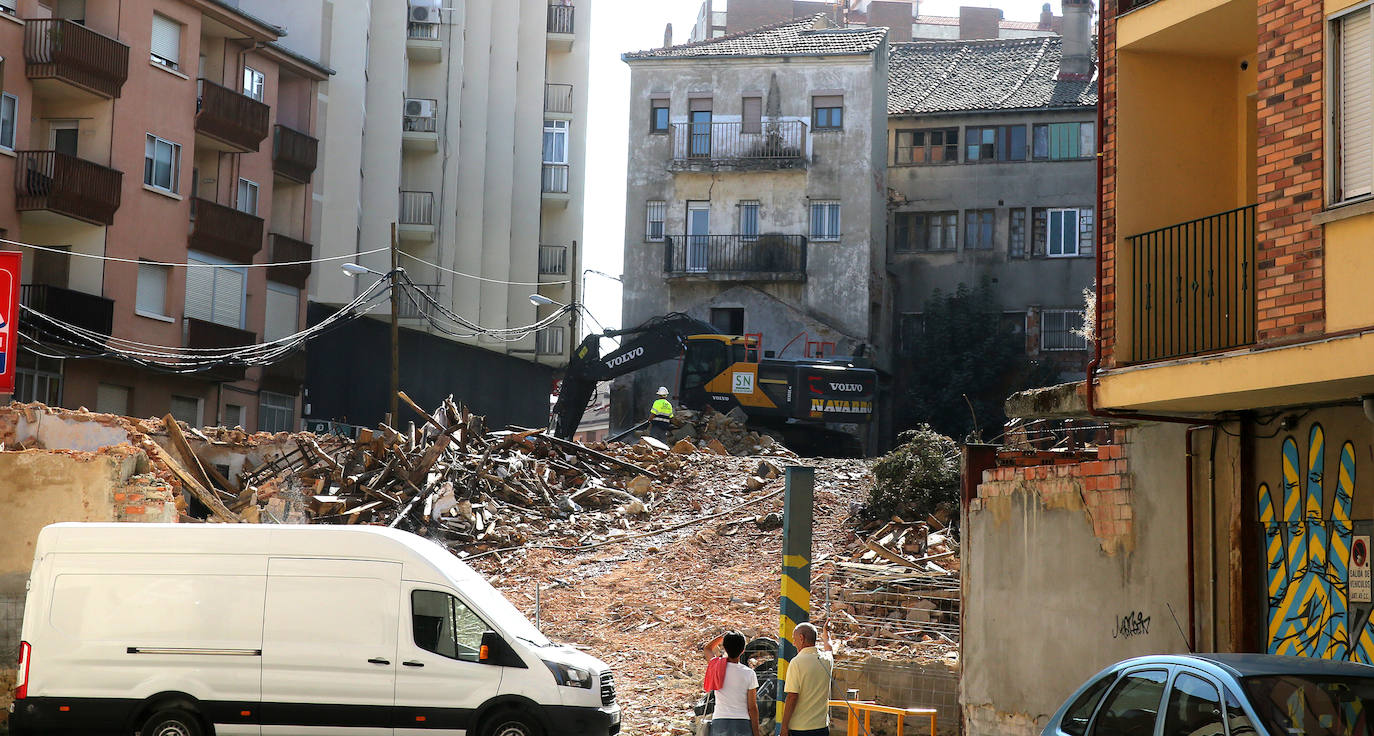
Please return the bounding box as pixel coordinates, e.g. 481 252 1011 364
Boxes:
579 0 1062 335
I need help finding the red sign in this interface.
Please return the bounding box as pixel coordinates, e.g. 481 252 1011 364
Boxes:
0 251 20 395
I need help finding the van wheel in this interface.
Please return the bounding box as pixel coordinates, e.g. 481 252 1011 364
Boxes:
480 708 544 736
140 708 204 736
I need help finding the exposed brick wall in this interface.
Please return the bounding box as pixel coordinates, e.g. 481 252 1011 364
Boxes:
1099 0 1118 366
1254 0 1325 342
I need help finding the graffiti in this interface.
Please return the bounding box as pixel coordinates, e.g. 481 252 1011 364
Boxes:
1259 423 1374 661
1113 611 1151 639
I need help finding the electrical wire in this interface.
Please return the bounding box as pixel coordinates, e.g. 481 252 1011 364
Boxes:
1 237 390 269
398 250 571 286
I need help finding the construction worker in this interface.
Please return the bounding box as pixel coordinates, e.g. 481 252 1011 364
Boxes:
649 386 674 443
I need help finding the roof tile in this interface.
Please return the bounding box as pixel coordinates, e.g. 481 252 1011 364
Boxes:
888 37 1097 115
624 14 887 61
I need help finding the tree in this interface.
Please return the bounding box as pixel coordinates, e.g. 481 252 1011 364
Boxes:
863 425 960 524
898 279 1059 441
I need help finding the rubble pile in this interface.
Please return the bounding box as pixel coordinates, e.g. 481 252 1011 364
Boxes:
662 406 792 457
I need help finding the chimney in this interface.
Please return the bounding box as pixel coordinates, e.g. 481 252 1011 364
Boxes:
958 6 1002 39
1057 0 1092 80
1039 2 1053 29
664 22 673 48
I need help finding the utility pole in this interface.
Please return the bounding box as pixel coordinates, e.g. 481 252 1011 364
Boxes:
390 222 400 424
775 466 815 726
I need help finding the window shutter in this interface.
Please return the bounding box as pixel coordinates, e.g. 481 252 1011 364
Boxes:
136 263 167 316
151 14 181 66
213 266 246 328
689 97 712 112
1031 209 1047 257
1340 8 1373 199
1079 207 1095 256
813 95 843 108
184 259 214 322
265 284 299 342
742 97 762 134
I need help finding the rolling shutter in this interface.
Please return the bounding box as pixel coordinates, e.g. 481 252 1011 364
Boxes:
265 283 299 342
184 258 214 322
151 14 181 67
1340 8 1373 200
214 267 245 328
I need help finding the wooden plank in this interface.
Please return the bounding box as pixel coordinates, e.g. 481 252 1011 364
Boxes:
143 435 241 523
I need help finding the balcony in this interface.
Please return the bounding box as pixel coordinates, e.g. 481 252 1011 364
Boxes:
547 3 575 51
402 99 439 152
406 21 442 62
538 244 568 277
399 283 442 320
189 198 265 263
398 190 436 243
669 121 808 172
542 164 570 207
544 83 573 116
1127 205 1255 364
272 124 319 184
14 150 123 226
536 325 566 356
20 283 114 338
186 317 255 382
267 233 313 288
23 18 130 100
663 234 808 282
195 78 271 153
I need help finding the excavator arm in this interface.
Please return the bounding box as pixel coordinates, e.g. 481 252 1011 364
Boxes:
550 313 717 439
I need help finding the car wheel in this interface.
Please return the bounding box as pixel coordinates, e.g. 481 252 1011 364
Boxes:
481 708 545 736
140 708 204 736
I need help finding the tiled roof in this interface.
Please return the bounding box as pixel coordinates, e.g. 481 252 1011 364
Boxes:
913 14 1050 30
887 37 1097 115
623 14 887 61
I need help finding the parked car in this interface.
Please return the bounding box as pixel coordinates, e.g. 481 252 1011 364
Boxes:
1044 654 1374 736
9 523 620 736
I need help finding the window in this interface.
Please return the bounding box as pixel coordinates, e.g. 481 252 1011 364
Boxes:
224 404 244 429
144 134 181 193
1041 309 1088 351
1033 122 1095 160
964 209 995 250
185 252 247 328
739 200 760 240
1090 670 1167 736
536 326 565 355
150 13 182 70
411 590 487 662
966 125 1026 162
15 354 62 406
265 282 299 342
812 95 843 130
243 66 265 101
259 391 295 432
136 261 170 318
645 200 666 241
1162 673 1223 736
710 307 744 335
1334 7 1373 201
0 0 15 16
810 200 840 241
236 178 259 216
0 94 16 150
650 98 669 133
898 312 924 355
50 120 79 156
170 395 201 426
1058 673 1117 736
1009 208 1027 258
55 0 84 23
1047 208 1087 257
894 212 957 251
96 383 131 415
895 128 958 164
542 120 568 164
742 96 762 135
689 98 712 157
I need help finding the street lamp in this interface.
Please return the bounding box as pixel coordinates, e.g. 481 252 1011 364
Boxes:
529 293 565 308
340 262 383 278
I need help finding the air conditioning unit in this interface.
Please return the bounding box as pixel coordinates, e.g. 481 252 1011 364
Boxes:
409 0 441 23
405 98 435 118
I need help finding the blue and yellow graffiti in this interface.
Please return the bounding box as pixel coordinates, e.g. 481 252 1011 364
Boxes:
1258 424 1374 660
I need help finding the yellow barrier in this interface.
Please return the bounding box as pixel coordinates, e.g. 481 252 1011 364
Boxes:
828 699 938 736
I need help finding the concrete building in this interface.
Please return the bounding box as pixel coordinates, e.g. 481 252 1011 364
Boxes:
885 22 1097 386
689 0 1061 43
232 0 592 429
617 15 890 438
0 0 328 431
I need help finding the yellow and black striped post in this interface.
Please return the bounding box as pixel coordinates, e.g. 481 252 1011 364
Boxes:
776 465 814 727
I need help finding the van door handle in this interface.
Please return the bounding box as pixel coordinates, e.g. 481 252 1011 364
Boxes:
403 660 425 667
367 658 391 665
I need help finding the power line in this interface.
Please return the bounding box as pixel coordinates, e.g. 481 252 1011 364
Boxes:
1 238 390 269
398 250 571 286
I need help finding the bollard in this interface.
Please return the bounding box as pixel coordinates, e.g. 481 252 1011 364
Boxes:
775 466 815 729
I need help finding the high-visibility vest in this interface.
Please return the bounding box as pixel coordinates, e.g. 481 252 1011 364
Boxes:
651 398 674 419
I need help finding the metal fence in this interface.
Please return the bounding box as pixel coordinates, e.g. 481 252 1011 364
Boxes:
399 190 435 225
407 21 440 39
538 244 568 275
542 163 569 194
547 3 574 33
670 120 807 164
544 83 574 114
403 99 438 133
663 234 807 277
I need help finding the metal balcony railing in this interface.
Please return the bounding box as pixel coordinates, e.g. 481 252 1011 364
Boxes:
14 150 123 226
189 197 265 263
542 164 569 194
24 18 130 99
663 234 808 278
547 3 575 34
407 22 440 39
399 190 435 225
538 245 568 275
268 233 313 288
1128 204 1256 363
403 99 438 133
272 124 319 184
196 78 271 152
399 283 442 319
670 120 808 168
536 326 565 355
20 283 114 337
1118 0 1160 12
544 83 573 114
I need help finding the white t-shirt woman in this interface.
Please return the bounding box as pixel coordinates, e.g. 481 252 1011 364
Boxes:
711 660 760 736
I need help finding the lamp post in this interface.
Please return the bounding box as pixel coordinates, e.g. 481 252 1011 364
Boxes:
341 224 401 424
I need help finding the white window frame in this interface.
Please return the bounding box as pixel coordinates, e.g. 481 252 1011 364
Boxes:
185 251 248 329
739 200 760 241
543 119 569 164
0 93 16 151
1047 208 1082 257
259 391 296 433
150 13 182 70
237 178 259 216
144 134 181 193
809 200 841 242
1041 309 1088 351
243 66 265 102
1333 5 1374 203
645 200 666 242
136 261 172 320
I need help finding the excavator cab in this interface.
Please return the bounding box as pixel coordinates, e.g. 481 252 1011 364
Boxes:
679 335 735 408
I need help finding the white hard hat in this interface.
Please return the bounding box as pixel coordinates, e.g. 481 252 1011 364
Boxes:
657 387 670 396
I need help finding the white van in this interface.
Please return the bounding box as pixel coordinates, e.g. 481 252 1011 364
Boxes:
8 523 620 736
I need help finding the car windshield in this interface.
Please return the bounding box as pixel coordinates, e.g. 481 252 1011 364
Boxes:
1243 674 1374 736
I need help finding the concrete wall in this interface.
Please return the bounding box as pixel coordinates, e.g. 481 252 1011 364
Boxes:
963 423 1190 736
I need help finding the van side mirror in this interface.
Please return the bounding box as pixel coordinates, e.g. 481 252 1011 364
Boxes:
478 630 526 668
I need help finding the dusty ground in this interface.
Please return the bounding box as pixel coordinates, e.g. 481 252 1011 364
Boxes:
471 454 874 736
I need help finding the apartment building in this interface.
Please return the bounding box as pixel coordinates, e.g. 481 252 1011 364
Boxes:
0 0 327 430
236 0 591 429
887 3 1097 386
690 0 1061 43
617 15 890 439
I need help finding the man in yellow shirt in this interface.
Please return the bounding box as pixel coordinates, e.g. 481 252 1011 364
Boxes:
649 386 674 442
781 622 832 736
